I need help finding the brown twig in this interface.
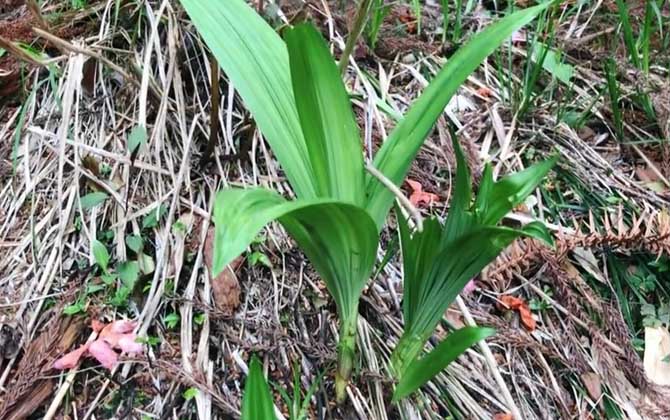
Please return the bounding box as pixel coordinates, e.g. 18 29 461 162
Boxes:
201 57 220 165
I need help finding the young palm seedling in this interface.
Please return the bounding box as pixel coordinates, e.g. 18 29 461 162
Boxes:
181 0 551 401
391 137 556 400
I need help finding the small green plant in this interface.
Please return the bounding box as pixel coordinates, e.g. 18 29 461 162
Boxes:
604 59 625 142
181 0 549 402
390 138 555 399
365 0 390 49
275 362 323 420
242 356 322 420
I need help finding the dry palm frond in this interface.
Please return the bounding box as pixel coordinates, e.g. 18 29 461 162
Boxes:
488 209 670 284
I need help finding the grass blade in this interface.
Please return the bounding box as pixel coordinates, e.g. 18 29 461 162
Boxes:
365 2 550 229
242 356 277 420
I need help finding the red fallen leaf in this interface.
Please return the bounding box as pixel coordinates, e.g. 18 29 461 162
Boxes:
52 343 90 370
397 9 417 34
499 295 536 331
89 339 118 370
493 414 513 420
53 319 143 371
406 179 439 207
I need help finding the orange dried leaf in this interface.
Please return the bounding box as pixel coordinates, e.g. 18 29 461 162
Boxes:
406 179 439 207
493 413 513 420
499 295 536 331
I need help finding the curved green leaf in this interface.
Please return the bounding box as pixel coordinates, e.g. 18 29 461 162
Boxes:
212 188 378 320
80 192 109 210
475 156 557 226
242 356 277 420
401 222 540 345
365 3 551 229
285 24 366 206
393 326 495 401
180 0 316 199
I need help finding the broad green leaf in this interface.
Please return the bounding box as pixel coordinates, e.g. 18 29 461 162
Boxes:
182 387 198 400
365 3 551 229
475 156 557 226
180 0 316 199
80 192 108 210
520 221 554 246
242 356 277 420
393 326 494 400
125 234 143 253
117 261 139 289
284 24 365 206
92 239 110 272
531 42 574 84
128 125 147 155
398 214 443 326
212 188 378 321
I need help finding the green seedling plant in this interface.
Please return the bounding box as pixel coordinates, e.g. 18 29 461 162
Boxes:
242 356 322 420
181 0 550 402
275 362 323 420
391 137 556 400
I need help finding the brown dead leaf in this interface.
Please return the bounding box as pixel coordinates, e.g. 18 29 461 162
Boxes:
499 295 536 331
643 326 670 386
406 179 439 207
581 372 602 400
204 227 243 313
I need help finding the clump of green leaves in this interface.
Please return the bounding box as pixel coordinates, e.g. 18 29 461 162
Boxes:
390 137 556 400
181 0 550 402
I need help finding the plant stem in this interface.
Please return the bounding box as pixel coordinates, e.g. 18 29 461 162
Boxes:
338 0 373 74
365 163 423 232
389 331 426 380
335 316 357 403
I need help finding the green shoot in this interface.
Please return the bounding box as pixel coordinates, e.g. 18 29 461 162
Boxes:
242 357 276 420
604 59 624 142
390 137 556 396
